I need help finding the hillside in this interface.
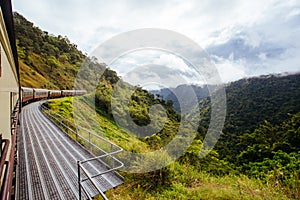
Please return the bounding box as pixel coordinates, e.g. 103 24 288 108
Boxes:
14 12 85 89
211 73 300 162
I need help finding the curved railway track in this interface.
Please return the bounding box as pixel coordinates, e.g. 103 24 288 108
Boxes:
17 102 123 199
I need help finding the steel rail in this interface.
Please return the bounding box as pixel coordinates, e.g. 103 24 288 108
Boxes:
36 104 88 198
40 104 124 169
27 107 69 199
37 104 118 195
40 105 124 171
31 108 80 199
38 109 110 196
33 105 92 199
19 109 33 200
40 103 123 153
23 108 51 199
40 103 124 170
39 102 124 199
39 105 123 170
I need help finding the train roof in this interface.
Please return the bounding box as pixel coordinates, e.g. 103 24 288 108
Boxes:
33 88 48 91
21 87 33 91
61 89 75 92
0 0 19 85
61 89 87 92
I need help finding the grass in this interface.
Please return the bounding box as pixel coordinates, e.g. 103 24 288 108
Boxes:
19 52 81 89
105 162 290 200
19 61 57 88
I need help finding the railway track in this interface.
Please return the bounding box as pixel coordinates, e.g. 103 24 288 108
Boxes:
17 102 123 199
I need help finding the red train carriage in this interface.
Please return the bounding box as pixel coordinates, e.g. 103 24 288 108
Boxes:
61 90 75 97
21 87 34 103
33 88 48 100
21 88 87 103
48 90 62 98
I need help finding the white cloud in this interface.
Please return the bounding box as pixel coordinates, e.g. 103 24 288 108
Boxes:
258 53 267 60
110 50 206 89
13 0 300 84
153 54 196 76
206 0 300 81
13 0 280 51
211 55 248 83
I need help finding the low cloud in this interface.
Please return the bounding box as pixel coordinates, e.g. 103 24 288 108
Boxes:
211 55 248 83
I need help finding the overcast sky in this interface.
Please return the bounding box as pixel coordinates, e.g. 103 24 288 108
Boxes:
13 0 300 87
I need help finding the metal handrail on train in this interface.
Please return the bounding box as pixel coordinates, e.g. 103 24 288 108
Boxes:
0 101 20 199
0 136 10 180
39 103 124 200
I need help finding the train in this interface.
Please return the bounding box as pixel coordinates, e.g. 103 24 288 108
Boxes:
1 0 20 198
0 1 89 198
21 87 87 104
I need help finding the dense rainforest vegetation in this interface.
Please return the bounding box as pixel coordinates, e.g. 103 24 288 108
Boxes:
16 12 299 199
217 74 300 161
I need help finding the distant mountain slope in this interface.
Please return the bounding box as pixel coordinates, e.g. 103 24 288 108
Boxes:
151 85 215 114
197 73 300 161
224 73 300 132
